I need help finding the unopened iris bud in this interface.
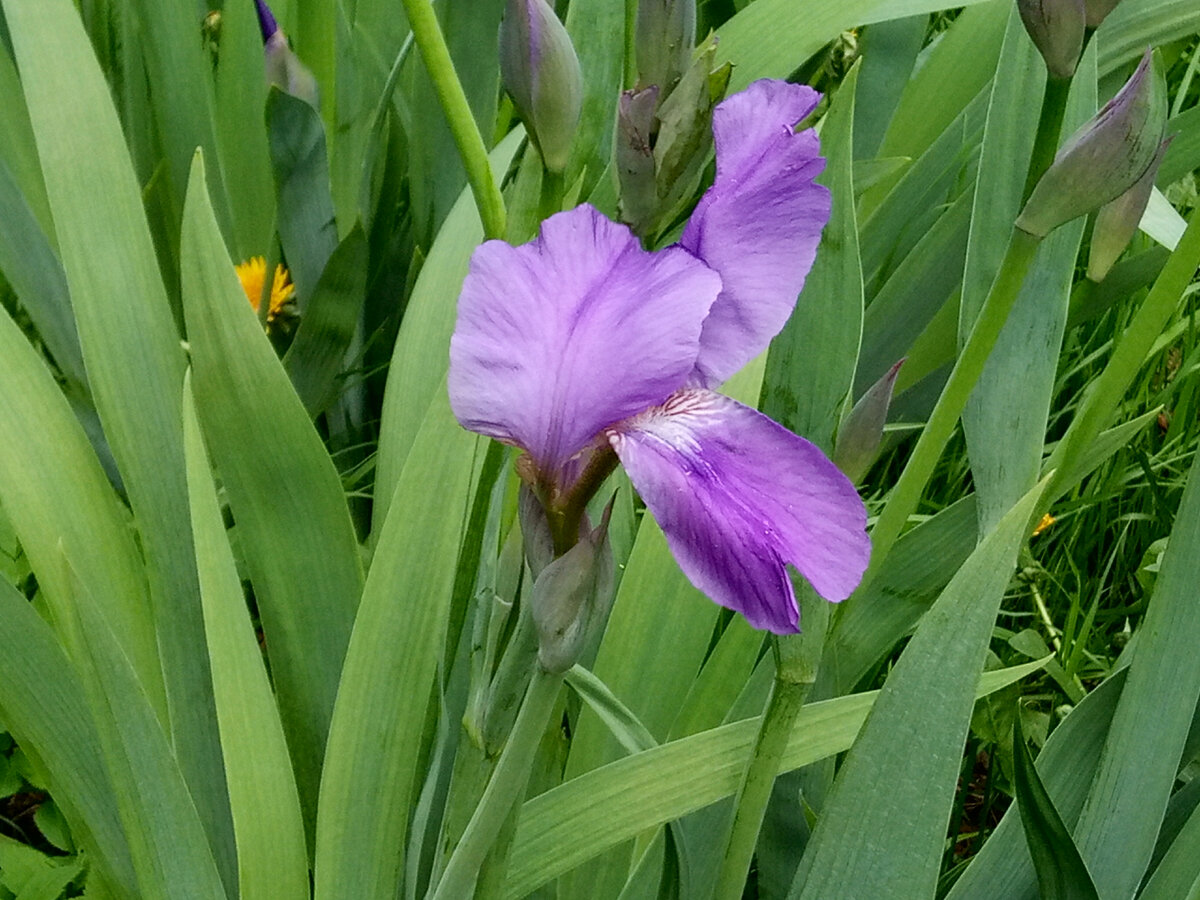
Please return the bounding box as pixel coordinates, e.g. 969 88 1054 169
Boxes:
528 501 614 674
1084 0 1123 28
616 87 660 236
1017 49 1166 239
255 0 319 108
1017 0 1085 80
617 34 730 240
834 360 903 484
517 484 556 579
1086 136 1171 281
635 0 696 99
499 0 584 174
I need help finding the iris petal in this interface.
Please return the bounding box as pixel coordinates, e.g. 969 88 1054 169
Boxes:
608 390 869 633
680 79 831 387
449 204 722 475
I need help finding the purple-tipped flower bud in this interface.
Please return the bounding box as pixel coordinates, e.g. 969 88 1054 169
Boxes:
834 360 903 484
635 0 696 99
1017 0 1085 80
499 0 584 174
1017 49 1166 239
254 0 279 39
616 87 660 236
1086 136 1172 281
1084 0 1123 28
255 0 319 108
528 500 614 674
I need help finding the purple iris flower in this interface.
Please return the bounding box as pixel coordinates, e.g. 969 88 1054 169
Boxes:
449 79 870 634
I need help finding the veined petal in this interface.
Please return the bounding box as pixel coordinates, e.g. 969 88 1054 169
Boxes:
449 205 722 474
680 79 830 387
608 390 869 633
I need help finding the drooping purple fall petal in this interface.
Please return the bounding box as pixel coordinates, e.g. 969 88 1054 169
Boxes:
680 79 830 388
449 205 722 477
607 389 870 633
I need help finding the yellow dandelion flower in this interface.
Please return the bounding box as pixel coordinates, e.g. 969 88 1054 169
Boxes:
235 257 296 322
1031 513 1055 537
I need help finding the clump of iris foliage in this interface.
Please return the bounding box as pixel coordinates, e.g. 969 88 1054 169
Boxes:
0 0 1198 897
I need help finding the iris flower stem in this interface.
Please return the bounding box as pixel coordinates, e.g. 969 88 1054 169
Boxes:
399 0 507 240
711 667 809 900
863 226 1042 584
623 0 638 88
860 56 1077 587
546 447 619 555
1023 75 1072 202
429 665 562 900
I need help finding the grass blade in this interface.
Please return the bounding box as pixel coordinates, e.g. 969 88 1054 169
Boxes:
1073 453 1200 898
945 671 1127 900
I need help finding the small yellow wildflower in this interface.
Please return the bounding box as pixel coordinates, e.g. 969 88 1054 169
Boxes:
235 257 296 323
1032 513 1056 537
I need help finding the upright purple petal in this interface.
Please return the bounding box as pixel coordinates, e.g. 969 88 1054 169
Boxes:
608 389 869 633
450 205 722 476
680 79 831 387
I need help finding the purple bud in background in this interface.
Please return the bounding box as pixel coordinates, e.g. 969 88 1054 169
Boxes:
254 0 279 40
1017 49 1166 239
255 0 320 108
834 360 903 484
499 0 584 174
1086 137 1172 282
1017 0 1085 80
1083 0 1123 28
635 0 696 99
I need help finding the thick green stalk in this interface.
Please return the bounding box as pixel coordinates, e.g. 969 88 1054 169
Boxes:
1022 76 1072 201
624 0 638 88
429 665 562 899
711 674 808 900
864 227 1043 584
712 599 828 900
400 0 507 240
861 50 1075 583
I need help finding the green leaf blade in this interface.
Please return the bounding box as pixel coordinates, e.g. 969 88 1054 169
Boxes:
1012 714 1102 900
314 390 478 900
181 152 364 830
788 481 1048 898
182 375 310 900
